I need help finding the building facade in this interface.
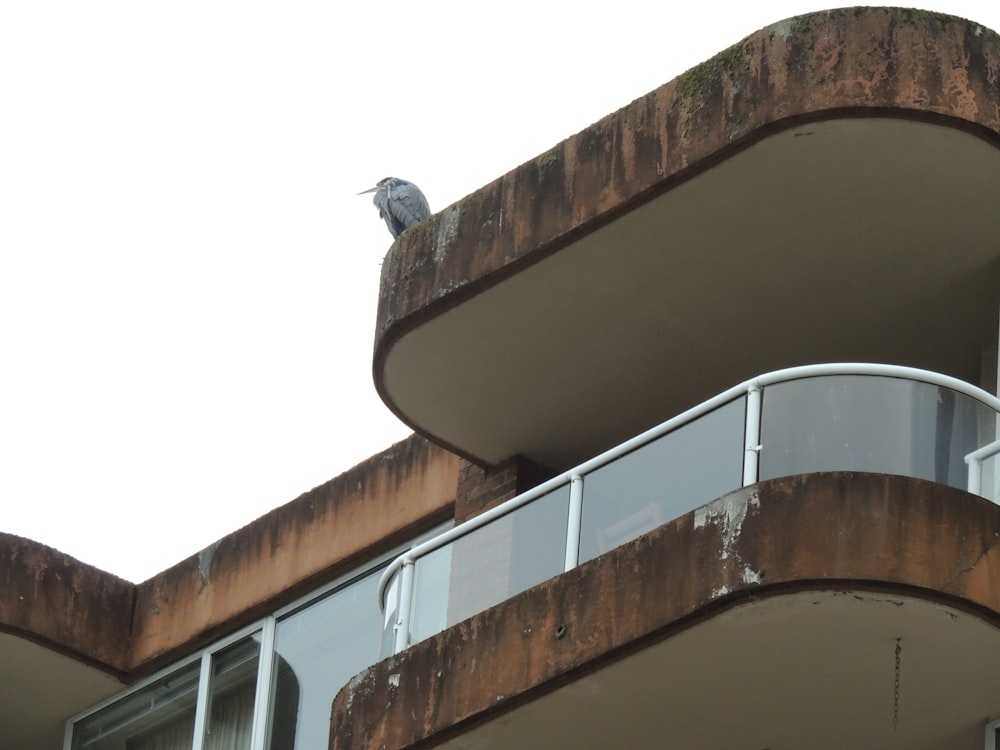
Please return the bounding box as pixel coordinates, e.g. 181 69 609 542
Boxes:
5 7 1000 749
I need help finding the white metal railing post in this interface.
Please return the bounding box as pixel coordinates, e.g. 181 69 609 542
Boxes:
965 438 1000 498
565 475 584 572
968 456 983 495
393 558 416 655
743 385 763 486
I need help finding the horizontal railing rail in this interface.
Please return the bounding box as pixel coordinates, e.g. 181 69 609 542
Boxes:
379 363 1000 654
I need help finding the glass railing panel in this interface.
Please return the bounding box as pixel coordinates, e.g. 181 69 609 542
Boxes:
578 397 747 565
378 521 453 657
408 540 453 646
759 375 997 489
408 483 571 645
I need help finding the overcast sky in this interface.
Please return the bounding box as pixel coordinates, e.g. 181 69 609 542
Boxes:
2 1 997 582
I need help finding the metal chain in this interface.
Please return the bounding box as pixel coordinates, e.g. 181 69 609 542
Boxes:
893 638 901 730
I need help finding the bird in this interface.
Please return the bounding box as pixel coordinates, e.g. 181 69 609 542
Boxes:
358 177 431 239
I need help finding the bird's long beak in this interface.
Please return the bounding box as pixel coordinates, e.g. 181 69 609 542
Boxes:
357 186 378 195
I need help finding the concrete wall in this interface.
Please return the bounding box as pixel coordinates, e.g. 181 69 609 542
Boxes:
0 433 462 679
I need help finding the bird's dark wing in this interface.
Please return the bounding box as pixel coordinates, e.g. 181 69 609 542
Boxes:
383 181 431 236
377 201 408 238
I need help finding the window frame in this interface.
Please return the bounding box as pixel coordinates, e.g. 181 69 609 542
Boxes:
65 522 451 750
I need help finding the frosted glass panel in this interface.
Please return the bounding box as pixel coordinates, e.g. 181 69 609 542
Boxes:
759 376 995 489
580 398 746 564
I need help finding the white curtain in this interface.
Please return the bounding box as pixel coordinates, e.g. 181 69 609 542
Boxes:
205 685 255 750
127 715 195 750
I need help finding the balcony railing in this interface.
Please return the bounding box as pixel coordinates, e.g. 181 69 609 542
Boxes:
378 364 1000 655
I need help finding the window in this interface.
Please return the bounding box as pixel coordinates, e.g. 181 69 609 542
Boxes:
67 525 449 750
203 637 260 750
264 569 383 749
71 657 203 750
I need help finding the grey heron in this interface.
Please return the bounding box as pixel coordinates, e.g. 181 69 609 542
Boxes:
358 177 431 239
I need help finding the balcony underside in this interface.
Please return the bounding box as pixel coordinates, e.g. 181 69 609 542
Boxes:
374 9 1000 470
0 533 134 748
378 116 1000 471
0 631 123 750
331 473 1000 750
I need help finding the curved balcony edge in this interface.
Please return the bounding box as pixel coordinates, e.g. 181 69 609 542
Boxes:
339 473 1000 750
372 8 1000 474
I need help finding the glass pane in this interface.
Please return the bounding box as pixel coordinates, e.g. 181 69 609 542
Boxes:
203 637 260 750
579 397 746 564
266 568 384 750
408 541 452 645
423 484 570 638
759 376 996 489
72 661 200 750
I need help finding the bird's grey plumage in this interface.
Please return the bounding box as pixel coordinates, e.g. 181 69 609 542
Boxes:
358 177 431 239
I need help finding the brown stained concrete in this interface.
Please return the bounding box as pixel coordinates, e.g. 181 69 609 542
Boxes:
372 7 1000 453
0 433 460 680
329 472 1000 750
130 434 460 673
0 533 134 675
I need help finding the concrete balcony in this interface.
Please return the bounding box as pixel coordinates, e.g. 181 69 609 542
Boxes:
372 8 1000 472
334 472 1000 750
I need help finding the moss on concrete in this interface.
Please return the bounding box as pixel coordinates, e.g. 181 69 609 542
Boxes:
536 149 560 172
676 39 750 100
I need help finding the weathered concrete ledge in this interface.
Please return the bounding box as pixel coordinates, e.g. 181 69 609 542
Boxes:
373 7 1000 440
0 433 459 679
0 533 134 675
130 434 459 674
330 472 1000 749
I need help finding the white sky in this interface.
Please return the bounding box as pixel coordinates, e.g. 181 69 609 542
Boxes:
2 2 997 582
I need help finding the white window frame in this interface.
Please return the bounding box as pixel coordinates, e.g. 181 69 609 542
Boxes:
63 618 264 750
64 521 451 750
